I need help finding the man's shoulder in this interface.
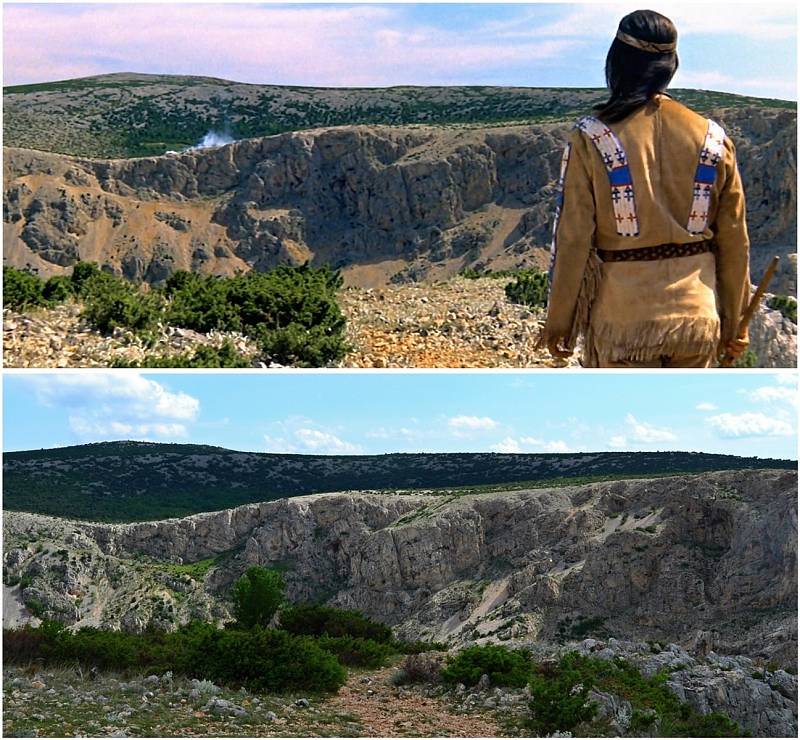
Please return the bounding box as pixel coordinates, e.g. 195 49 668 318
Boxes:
661 95 725 134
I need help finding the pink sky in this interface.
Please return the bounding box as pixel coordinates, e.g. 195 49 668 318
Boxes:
2 3 796 96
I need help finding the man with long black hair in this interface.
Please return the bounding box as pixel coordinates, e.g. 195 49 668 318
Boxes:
543 9 750 368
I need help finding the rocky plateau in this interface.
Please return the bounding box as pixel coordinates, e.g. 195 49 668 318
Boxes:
3 107 796 293
3 468 797 736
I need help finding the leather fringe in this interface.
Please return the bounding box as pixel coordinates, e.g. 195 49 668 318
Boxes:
589 316 720 364
568 249 603 367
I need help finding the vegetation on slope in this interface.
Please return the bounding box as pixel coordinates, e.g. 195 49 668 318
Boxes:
3 262 347 368
4 73 795 158
2 568 431 690
412 645 747 737
2 441 794 522
2 569 747 737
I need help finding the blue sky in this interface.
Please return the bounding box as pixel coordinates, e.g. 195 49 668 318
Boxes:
3 2 796 99
3 371 797 459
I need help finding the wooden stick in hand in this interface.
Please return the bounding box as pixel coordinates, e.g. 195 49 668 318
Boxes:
720 255 780 367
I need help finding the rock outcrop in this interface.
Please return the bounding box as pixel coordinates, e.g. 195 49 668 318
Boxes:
3 107 796 291
4 469 796 668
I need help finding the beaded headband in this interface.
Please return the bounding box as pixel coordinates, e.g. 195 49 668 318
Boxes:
616 28 677 53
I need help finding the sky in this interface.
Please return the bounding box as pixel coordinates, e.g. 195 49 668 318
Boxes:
2 2 796 99
3 371 797 459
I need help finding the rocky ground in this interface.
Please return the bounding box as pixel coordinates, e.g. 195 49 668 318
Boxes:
338 276 568 368
3 276 794 368
3 638 797 738
1 303 261 369
2 660 500 738
1 277 569 369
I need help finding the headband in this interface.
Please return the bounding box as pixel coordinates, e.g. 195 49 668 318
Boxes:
616 28 677 53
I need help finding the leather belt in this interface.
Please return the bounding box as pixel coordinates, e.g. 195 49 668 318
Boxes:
597 240 715 262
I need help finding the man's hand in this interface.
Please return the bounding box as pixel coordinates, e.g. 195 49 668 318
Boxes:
721 335 749 362
546 335 573 359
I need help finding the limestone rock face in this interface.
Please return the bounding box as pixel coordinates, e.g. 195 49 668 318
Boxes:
4 469 796 668
749 292 797 368
3 107 795 289
570 638 798 737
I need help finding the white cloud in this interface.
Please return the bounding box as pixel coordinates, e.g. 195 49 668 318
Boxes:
264 418 361 455
3 4 576 88
608 435 628 449
673 69 796 98
625 414 677 444
69 417 187 439
19 373 200 442
696 402 718 411
489 435 564 453
25 373 199 420
365 427 391 440
490 437 522 454
706 412 794 438
366 426 417 440
515 3 796 42
448 416 500 432
745 385 798 408
295 428 360 454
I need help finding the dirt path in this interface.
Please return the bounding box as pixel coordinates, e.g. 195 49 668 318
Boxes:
326 665 503 738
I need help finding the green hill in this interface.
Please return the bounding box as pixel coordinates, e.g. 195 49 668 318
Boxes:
4 72 795 158
3 441 795 522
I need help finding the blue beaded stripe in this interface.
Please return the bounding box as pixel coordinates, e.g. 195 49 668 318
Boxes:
695 163 717 184
609 166 633 187
576 116 639 237
688 119 726 234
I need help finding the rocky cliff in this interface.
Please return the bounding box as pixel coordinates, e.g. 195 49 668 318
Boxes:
5 469 796 668
3 105 796 290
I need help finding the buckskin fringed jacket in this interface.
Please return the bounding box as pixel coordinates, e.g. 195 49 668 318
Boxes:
543 93 750 366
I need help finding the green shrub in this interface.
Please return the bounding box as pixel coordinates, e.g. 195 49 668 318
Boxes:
161 265 348 366
80 272 164 335
395 639 448 654
526 666 598 735
733 349 758 368
24 597 48 619
556 615 610 643
70 261 102 295
173 624 347 693
232 566 286 629
3 266 47 309
279 604 393 643
441 644 533 687
3 620 347 694
519 652 747 738
504 270 549 308
7 261 348 367
112 340 251 368
49 625 143 670
163 272 241 332
226 265 347 366
316 635 393 668
42 275 76 303
767 294 797 323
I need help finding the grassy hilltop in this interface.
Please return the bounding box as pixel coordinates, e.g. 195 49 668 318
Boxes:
3 441 795 522
4 72 795 158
